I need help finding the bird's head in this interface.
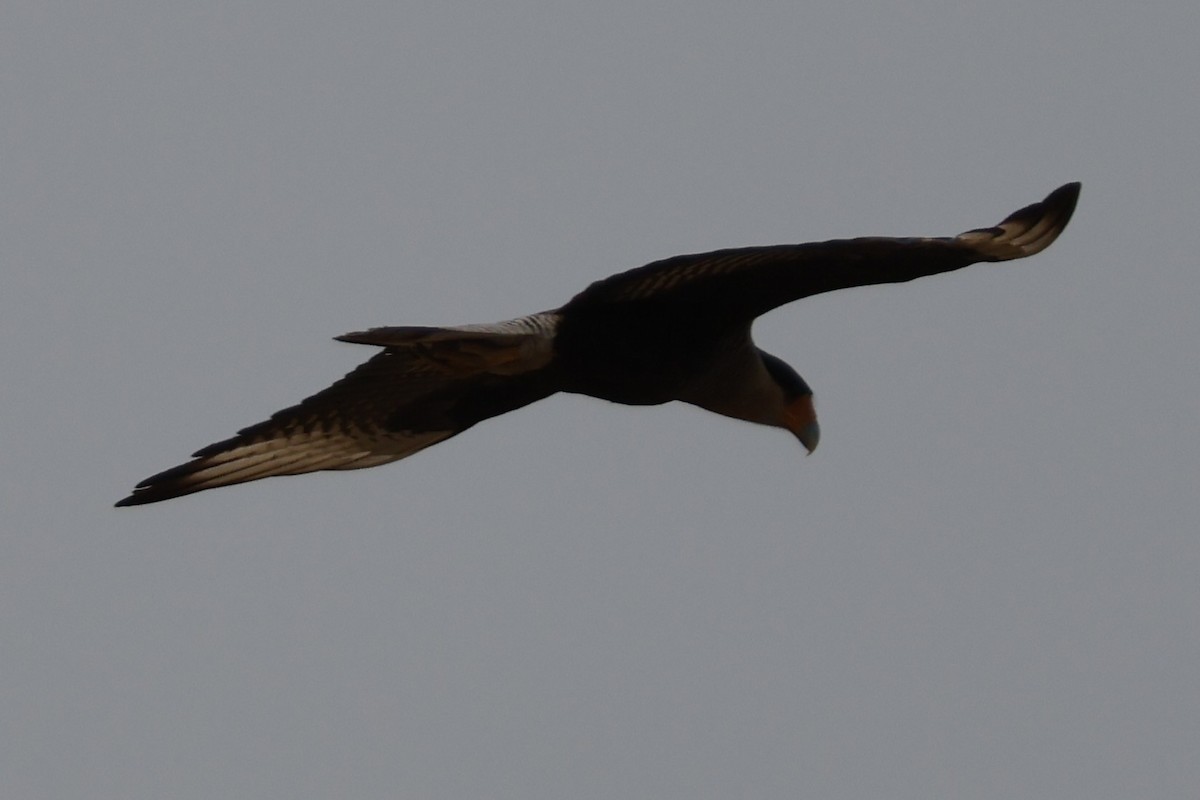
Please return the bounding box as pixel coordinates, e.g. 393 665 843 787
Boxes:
759 350 820 454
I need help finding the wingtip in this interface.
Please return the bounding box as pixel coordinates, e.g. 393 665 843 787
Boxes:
1018 181 1081 251
114 486 172 507
114 449 242 507
1045 181 1082 219
114 479 196 507
956 181 1081 260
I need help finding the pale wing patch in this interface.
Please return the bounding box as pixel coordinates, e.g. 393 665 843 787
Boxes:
955 182 1080 259
118 427 454 504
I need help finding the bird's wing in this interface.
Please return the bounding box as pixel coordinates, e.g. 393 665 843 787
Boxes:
564 183 1080 320
115 315 559 506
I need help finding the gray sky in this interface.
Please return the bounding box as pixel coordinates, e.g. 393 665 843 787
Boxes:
4 2 1198 798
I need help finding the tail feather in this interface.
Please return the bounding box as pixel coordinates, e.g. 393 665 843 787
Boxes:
335 317 557 377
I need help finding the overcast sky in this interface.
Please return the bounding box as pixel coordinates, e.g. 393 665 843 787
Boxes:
4 2 1198 798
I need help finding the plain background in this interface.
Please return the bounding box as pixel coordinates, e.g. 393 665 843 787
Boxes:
4 2 1198 798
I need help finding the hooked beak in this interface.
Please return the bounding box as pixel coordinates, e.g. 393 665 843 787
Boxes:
784 394 820 455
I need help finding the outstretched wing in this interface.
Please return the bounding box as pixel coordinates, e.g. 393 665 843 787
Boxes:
115 315 559 506
564 183 1080 320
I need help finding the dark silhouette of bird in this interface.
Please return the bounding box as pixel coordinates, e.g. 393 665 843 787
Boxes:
116 183 1080 506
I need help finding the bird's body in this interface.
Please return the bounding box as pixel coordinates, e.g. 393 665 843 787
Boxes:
117 183 1080 506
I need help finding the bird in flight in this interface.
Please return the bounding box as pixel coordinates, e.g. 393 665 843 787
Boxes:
117 183 1080 506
